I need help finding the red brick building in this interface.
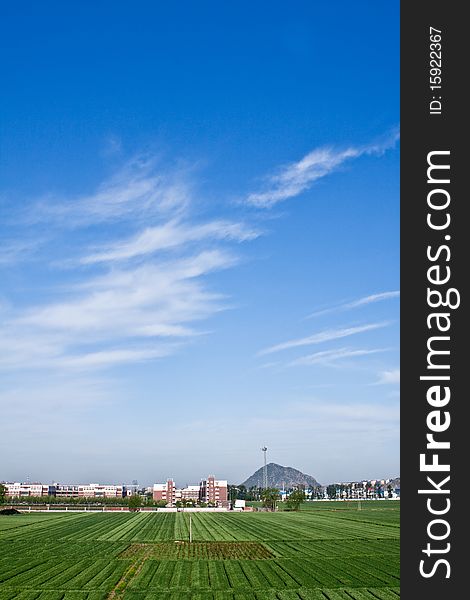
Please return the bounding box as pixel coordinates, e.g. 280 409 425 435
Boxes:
152 475 228 507
199 476 228 505
152 479 177 505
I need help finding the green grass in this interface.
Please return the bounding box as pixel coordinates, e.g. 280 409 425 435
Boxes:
0 502 400 598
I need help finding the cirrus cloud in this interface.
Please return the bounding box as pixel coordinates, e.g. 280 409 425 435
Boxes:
246 129 399 208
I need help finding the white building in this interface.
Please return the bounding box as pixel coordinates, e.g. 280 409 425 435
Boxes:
5 482 125 499
78 484 124 498
180 485 200 501
4 483 54 497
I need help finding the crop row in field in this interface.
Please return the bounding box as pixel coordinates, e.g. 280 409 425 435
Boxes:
0 593 108 600
0 556 398 593
0 540 126 565
0 513 63 531
0 559 130 591
1 512 177 543
0 510 399 544
0 590 400 600
315 510 400 529
121 587 400 600
126 556 399 590
185 512 399 542
120 542 274 560
0 514 84 539
266 539 399 559
137 512 400 544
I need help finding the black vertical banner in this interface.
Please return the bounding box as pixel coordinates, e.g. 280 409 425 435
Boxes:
401 2 466 598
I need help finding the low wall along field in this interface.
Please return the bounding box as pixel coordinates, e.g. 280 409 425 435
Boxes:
0 501 400 599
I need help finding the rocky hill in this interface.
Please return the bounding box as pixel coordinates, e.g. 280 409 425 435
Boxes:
240 463 320 489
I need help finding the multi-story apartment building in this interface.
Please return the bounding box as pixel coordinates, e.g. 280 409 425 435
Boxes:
180 485 200 501
4 482 125 499
77 484 125 498
199 476 228 505
152 476 228 506
153 479 176 505
54 484 80 498
4 483 55 497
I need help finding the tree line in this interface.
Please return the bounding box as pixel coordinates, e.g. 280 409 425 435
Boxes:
229 484 321 503
325 482 394 499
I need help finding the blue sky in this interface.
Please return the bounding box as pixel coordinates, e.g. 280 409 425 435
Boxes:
0 1 399 487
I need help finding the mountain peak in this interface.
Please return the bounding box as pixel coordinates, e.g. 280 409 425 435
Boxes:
240 463 320 489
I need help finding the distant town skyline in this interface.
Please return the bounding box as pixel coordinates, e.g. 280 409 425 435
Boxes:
2 458 399 490
1 2 399 485
2 469 399 490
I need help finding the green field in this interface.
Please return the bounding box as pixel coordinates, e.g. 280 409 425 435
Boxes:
0 503 400 599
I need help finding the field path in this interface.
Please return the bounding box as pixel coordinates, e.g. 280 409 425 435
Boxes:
107 544 152 600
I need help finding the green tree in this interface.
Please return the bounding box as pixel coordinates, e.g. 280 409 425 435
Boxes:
374 482 383 498
286 488 305 511
237 485 247 500
247 486 260 501
0 484 6 504
128 494 142 510
228 484 240 504
326 484 337 499
261 488 279 511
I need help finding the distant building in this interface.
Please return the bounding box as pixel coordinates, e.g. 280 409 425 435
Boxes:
54 484 80 498
4 483 55 497
76 484 125 498
153 479 176 505
199 476 228 506
5 475 229 506
152 475 228 507
324 478 399 500
180 485 200 501
4 482 125 499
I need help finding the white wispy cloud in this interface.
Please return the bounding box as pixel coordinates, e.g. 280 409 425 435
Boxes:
246 130 399 208
1 152 259 371
0 250 235 370
375 369 400 385
80 219 259 264
288 347 388 367
22 251 232 331
28 156 191 226
3 135 398 374
307 290 400 318
58 347 176 370
348 291 400 308
259 322 389 356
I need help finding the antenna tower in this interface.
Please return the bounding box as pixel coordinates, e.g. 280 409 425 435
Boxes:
261 446 268 489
